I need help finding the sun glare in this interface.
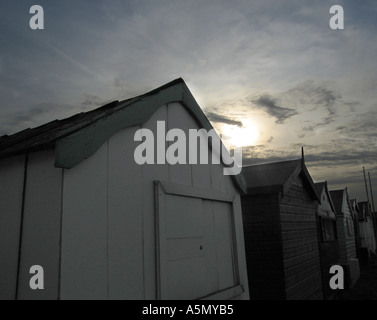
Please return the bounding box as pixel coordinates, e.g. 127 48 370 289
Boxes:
221 120 259 148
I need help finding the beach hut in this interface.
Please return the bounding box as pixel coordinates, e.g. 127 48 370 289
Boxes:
241 157 323 300
329 188 360 288
0 78 249 300
350 199 362 264
357 201 376 264
314 182 339 299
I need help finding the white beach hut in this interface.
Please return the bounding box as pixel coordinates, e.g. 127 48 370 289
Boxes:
0 78 249 300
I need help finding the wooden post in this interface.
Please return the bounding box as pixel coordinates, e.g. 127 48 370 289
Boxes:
368 172 377 244
368 172 376 216
363 167 370 203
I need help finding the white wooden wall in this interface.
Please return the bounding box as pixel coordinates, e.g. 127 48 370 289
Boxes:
61 142 108 299
359 219 376 252
17 150 62 299
343 200 357 263
0 151 62 300
336 193 360 286
316 189 335 219
107 123 144 299
60 102 249 300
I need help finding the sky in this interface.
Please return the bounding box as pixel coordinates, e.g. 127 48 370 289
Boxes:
0 0 377 203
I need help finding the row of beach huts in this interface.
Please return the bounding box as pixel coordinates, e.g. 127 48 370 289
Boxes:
242 158 376 300
0 79 376 300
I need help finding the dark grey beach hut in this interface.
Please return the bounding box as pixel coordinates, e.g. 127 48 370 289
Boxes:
241 157 323 300
314 181 339 299
329 188 360 288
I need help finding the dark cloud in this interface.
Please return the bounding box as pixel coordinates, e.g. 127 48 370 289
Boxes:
252 94 298 124
206 112 243 127
278 80 363 134
287 80 341 115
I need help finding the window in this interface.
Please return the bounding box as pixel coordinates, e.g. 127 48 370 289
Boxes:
321 218 337 242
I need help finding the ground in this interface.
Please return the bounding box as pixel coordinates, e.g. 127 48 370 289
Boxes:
336 253 377 300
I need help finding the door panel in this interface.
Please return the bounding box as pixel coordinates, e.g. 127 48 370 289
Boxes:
155 181 238 300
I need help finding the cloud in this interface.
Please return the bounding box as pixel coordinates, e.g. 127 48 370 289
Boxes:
343 101 360 112
285 80 342 115
251 94 298 124
254 80 363 134
306 151 377 166
206 112 243 127
302 117 335 132
335 110 377 143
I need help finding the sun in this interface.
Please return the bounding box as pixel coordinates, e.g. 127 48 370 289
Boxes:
221 120 259 148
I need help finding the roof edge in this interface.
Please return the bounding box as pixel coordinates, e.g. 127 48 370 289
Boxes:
281 159 320 201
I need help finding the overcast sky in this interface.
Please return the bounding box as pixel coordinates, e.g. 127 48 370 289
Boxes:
1 0 377 202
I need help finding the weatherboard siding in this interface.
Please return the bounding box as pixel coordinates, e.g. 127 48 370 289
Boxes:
358 219 376 252
315 185 339 300
344 204 357 262
337 201 357 265
242 193 285 299
336 218 347 264
279 185 323 300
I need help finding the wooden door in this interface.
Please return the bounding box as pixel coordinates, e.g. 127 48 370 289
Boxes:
155 181 242 300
